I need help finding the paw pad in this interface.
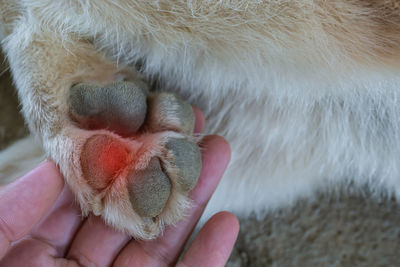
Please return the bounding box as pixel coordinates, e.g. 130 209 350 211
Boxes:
81 135 130 191
165 138 202 191
127 158 171 217
68 81 148 136
146 93 195 134
68 80 202 229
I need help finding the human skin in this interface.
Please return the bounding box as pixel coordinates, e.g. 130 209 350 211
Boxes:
0 111 239 267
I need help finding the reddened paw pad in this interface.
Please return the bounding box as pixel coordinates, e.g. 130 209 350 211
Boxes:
81 134 130 191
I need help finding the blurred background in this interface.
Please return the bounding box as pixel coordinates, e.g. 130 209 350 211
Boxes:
0 52 28 149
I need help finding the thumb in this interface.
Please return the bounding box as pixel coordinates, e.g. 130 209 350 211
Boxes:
0 161 64 259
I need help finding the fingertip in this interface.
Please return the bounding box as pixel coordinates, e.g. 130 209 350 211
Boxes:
213 212 240 253
205 212 240 245
12 158 64 195
189 135 231 206
0 160 65 252
213 211 240 233
177 211 240 267
192 106 205 134
204 212 240 265
200 135 231 169
20 160 63 185
16 160 65 197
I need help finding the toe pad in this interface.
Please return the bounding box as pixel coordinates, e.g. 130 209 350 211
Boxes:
165 138 202 191
81 135 130 191
127 158 171 218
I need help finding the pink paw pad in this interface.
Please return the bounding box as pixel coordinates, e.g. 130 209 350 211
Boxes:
81 135 131 191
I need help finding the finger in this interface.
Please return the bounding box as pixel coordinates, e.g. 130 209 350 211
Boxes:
114 135 231 266
0 161 64 259
66 215 129 267
0 186 83 266
177 212 239 267
192 106 205 134
29 185 82 256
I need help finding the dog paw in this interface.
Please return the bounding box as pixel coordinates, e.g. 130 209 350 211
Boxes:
66 81 201 238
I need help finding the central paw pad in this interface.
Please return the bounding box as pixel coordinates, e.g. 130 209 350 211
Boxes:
67 80 201 236
68 81 148 136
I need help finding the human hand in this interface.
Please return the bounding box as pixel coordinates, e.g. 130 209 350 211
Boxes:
0 134 237 267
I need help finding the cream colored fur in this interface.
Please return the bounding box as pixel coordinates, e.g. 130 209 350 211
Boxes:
2 0 400 237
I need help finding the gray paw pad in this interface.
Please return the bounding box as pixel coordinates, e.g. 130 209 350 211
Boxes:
165 138 202 191
68 81 148 136
127 158 171 218
147 93 195 134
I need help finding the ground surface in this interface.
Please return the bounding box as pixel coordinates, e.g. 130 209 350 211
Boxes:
1 52 400 266
0 54 28 149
